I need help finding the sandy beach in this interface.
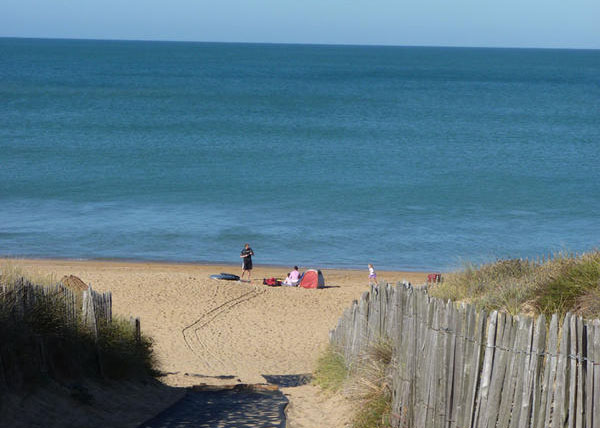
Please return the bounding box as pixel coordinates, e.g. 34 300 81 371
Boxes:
3 257 427 426
4 258 426 383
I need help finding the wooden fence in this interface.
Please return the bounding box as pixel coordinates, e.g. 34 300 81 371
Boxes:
329 283 600 428
0 277 142 389
0 277 140 340
2 277 108 334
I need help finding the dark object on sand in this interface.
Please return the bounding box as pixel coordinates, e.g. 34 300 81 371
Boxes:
263 277 281 287
210 273 241 281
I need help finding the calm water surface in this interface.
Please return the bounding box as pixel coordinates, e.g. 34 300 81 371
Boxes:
1 38 599 270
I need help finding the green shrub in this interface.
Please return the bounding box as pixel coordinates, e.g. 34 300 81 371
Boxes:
429 250 600 318
314 340 394 428
533 252 600 316
313 345 348 392
97 319 158 379
353 391 391 428
477 280 532 315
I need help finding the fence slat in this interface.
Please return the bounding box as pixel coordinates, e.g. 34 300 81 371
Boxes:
467 309 487 428
524 315 547 428
444 302 457 428
474 311 498 427
541 315 560 428
585 321 593 428
574 317 584 428
568 316 578 428
593 320 600 428
485 312 513 428
328 282 600 428
553 314 572 428
449 304 466 428
509 317 533 428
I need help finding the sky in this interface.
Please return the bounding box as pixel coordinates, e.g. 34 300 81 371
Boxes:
1 0 599 49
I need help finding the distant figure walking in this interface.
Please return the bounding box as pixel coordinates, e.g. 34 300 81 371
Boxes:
368 264 378 287
240 243 254 281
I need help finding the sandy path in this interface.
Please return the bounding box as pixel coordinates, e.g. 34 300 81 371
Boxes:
139 388 288 428
4 258 427 425
283 385 353 428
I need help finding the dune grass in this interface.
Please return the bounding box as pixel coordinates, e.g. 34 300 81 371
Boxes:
349 341 393 428
429 250 600 318
313 345 348 392
0 264 158 390
314 341 393 428
97 318 158 379
0 261 58 287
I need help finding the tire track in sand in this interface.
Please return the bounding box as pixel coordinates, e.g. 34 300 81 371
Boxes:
181 286 266 368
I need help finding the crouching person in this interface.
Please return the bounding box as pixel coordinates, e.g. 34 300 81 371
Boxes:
283 266 300 286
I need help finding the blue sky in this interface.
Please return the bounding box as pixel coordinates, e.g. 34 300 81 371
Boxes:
1 0 599 49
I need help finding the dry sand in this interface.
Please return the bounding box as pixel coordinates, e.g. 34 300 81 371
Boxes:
3 258 427 426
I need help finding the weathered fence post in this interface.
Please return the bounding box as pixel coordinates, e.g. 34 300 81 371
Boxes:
0 352 7 391
327 282 600 428
592 320 600 428
82 287 98 338
553 314 572 428
521 315 546 428
130 317 141 342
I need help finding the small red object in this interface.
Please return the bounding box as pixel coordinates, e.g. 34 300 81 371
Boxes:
427 273 442 283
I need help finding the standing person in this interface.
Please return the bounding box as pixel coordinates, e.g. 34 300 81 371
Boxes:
368 264 378 287
240 243 254 282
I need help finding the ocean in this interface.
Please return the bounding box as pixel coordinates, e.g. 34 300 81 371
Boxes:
1 37 599 271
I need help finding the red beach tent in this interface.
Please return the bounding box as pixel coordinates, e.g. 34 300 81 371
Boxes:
299 269 325 289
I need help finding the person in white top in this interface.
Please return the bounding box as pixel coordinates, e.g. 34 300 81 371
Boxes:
283 266 300 286
368 264 378 287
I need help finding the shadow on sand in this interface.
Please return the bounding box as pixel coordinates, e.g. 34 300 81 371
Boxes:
138 387 287 428
262 374 312 388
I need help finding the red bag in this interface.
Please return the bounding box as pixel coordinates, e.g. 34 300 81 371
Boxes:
263 277 281 286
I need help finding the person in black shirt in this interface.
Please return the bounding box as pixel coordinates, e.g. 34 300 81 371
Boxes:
240 243 254 281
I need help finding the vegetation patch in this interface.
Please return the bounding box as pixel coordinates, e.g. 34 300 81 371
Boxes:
353 391 392 428
349 341 393 428
313 345 348 392
97 318 158 379
0 264 158 392
429 250 600 318
314 340 393 428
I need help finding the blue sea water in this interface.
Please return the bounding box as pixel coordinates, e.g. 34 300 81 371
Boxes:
1 38 599 271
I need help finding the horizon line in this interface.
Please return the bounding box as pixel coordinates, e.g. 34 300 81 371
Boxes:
1 35 599 51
